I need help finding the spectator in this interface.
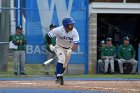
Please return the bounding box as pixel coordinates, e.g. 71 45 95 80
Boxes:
98 40 105 74
44 24 57 75
12 26 26 76
118 37 138 74
101 37 116 74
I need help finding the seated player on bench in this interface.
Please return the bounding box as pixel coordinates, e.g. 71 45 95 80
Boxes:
118 37 138 74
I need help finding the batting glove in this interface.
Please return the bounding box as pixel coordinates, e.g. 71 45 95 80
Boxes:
49 44 55 51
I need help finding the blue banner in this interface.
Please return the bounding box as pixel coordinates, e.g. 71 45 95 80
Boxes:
25 0 88 68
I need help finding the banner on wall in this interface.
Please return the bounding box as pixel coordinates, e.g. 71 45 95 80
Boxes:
25 0 88 68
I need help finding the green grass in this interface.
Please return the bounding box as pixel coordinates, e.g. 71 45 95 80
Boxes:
0 57 139 79
0 57 55 77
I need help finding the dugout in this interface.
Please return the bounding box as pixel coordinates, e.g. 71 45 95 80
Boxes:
97 14 140 74
97 14 140 60
89 2 140 74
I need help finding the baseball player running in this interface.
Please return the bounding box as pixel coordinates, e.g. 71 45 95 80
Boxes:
47 17 79 85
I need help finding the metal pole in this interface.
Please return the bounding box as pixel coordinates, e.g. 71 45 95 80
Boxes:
0 0 10 71
15 0 18 27
85 0 89 74
10 0 16 35
20 0 22 26
19 0 23 76
138 44 140 74
123 0 126 3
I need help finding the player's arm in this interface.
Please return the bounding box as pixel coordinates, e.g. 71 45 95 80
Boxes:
47 34 52 45
12 35 20 45
47 28 58 44
118 45 122 59
71 29 80 51
21 35 26 45
47 32 55 51
67 30 79 55
47 28 58 51
71 44 78 51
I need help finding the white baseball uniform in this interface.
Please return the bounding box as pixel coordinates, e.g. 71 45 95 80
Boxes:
48 26 79 64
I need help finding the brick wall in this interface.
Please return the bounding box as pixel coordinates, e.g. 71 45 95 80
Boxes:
88 13 97 74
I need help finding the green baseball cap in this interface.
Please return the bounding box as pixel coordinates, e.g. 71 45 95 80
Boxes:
123 37 129 41
100 40 105 44
106 37 112 41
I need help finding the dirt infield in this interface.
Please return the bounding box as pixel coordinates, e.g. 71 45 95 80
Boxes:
0 80 140 93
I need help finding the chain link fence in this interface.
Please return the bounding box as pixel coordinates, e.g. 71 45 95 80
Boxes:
0 0 56 77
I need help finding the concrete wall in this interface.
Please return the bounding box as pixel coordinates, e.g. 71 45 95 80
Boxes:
88 13 97 74
66 64 85 74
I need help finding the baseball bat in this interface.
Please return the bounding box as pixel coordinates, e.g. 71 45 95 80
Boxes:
43 56 57 66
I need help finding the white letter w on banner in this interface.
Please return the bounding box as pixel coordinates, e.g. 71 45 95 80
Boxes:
37 0 73 35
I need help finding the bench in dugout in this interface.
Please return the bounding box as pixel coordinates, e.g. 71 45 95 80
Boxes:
97 59 132 74
109 59 132 74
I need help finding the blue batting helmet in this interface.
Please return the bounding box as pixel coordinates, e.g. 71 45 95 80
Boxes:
62 17 75 28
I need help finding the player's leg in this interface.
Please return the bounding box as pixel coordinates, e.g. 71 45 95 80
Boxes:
98 59 104 73
118 59 125 74
63 49 71 68
104 59 109 73
128 59 138 74
13 51 19 76
52 53 57 75
110 59 114 73
59 49 72 85
55 46 65 85
56 63 65 85
20 50 26 75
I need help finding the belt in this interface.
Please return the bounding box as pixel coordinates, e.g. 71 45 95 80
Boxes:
57 44 70 49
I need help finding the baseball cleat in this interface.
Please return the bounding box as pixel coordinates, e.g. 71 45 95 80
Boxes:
45 72 49 75
14 72 18 76
20 72 27 76
55 76 61 84
60 76 64 85
55 76 64 85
